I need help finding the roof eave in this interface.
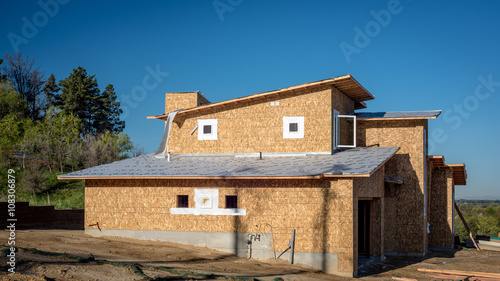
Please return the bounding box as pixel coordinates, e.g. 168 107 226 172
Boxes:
148 74 373 120
427 156 467 186
358 116 439 121
58 173 375 181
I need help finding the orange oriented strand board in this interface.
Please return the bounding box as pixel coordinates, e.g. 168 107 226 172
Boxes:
429 168 455 247
165 92 200 115
85 177 358 273
169 86 337 155
357 119 427 253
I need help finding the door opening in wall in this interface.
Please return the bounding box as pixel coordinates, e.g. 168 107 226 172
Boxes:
358 200 371 257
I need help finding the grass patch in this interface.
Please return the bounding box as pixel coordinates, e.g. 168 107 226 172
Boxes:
1 167 85 209
18 179 84 209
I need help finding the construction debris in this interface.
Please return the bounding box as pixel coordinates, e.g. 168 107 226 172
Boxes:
418 268 500 281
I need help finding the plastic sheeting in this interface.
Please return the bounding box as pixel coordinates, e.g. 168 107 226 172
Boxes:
154 109 182 158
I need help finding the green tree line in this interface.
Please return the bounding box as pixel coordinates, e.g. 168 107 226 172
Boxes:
455 200 500 242
0 53 143 207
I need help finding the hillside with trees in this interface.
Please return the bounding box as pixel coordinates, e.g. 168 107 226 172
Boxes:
0 53 143 209
455 200 500 241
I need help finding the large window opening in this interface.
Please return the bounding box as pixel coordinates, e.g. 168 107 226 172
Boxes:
334 111 356 148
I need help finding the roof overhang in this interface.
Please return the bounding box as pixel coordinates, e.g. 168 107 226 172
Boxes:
148 74 374 120
356 110 442 121
448 164 467 186
428 155 467 185
57 174 368 180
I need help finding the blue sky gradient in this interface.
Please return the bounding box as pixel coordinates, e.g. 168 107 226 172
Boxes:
1 0 499 199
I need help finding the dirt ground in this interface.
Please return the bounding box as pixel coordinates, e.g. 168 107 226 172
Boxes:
0 230 499 281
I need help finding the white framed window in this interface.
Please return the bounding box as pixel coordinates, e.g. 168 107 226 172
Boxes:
197 119 218 140
283 116 304 139
334 112 356 148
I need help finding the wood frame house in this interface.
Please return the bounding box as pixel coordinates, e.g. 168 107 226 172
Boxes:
59 74 467 277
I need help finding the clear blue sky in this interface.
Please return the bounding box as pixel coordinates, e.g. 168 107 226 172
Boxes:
2 0 499 199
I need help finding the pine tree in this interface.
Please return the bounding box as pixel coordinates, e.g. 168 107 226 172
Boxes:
43 74 60 108
58 67 125 136
58 67 100 135
94 84 125 134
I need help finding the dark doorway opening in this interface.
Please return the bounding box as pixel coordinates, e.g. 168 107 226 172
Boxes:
358 200 371 257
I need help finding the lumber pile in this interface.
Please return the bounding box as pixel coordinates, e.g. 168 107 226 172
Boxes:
418 268 500 281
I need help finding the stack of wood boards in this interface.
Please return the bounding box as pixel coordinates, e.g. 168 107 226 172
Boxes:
418 268 500 281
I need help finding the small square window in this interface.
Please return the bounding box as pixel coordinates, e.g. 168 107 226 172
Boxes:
203 125 212 134
177 195 189 208
283 116 304 139
197 119 218 140
225 195 238 209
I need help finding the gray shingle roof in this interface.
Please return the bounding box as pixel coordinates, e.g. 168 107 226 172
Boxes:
58 147 399 179
355 110 441 119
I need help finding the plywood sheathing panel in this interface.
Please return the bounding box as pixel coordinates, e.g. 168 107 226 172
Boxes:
371 197 384 256
355 166 384 198
170 85 335 154
354 166 385 258
165 92 200 115
85 177 357 274
425 155 433 250
357 119 427 253
332 86 355 115
429 168 454 247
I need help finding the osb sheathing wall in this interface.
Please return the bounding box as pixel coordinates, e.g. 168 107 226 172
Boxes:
85 177 359 274
165 92 209 114
355 166 385 256
429 168 454 247
357 119 427 253
166 86 355 154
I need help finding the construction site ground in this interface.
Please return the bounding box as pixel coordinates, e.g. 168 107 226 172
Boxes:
0 229 499 281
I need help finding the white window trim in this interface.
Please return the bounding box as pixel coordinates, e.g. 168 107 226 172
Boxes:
333 110 339 150
283 116 304 139
170 189 246 216
197 119 218 140
336 114 356 148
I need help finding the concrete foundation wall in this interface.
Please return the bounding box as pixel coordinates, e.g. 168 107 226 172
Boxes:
85 228 346 275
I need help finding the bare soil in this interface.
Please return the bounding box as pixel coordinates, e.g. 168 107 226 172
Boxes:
0 229 499 280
